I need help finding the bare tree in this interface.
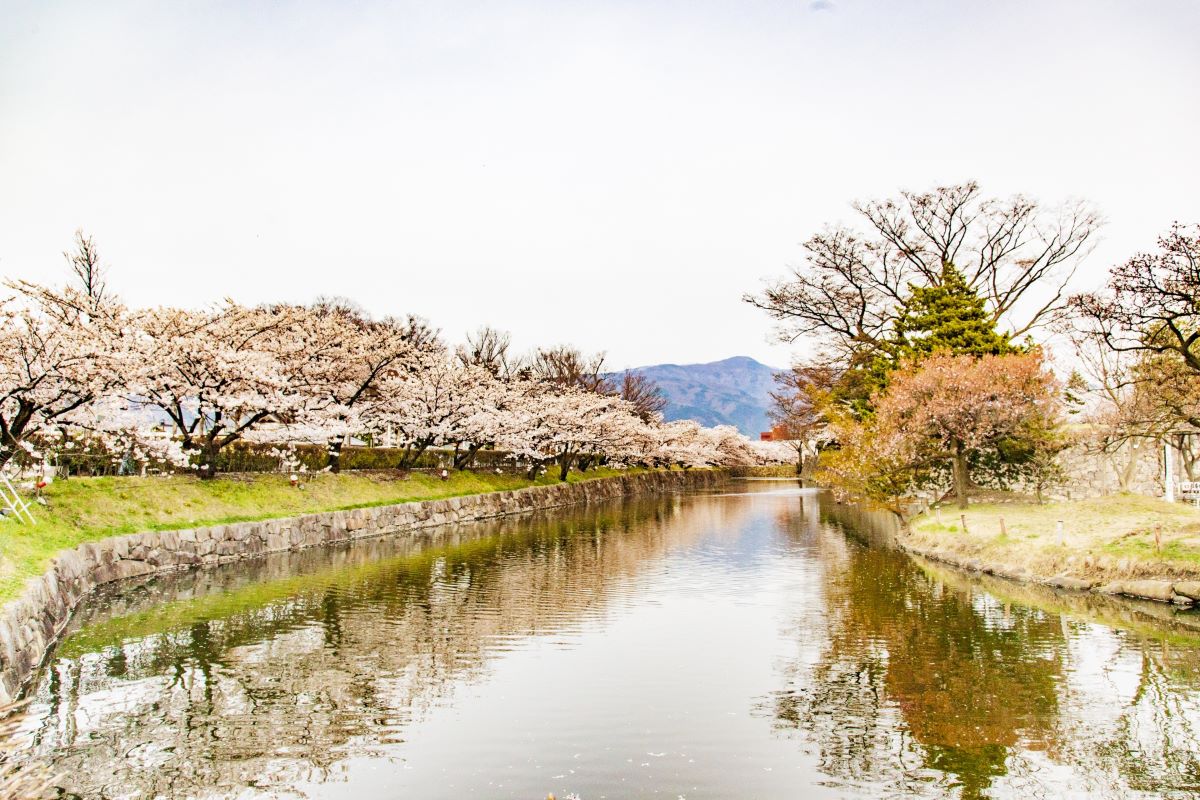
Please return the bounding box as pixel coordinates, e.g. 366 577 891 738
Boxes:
457 326 514 377
397 314 441 352
1072 223 1200 372
527 345 613 393
746 182 1100 362
619 371 667 422
65 228 107 304
1064 328 1174 490
311 295 368 317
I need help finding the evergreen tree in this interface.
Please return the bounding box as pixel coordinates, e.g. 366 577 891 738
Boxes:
833 265 1017 417
892 265 1016 361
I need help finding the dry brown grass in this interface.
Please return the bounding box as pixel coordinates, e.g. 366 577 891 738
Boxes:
906 494 1200 582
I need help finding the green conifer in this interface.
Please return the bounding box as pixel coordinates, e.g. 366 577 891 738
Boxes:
891 264 1015 360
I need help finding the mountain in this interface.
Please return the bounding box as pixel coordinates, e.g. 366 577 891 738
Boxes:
622 356 784 437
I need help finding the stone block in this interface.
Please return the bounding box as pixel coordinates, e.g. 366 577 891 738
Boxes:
215 540 243 557
1046 576 1093 591
76 542 102 566
1175 581 1200 601
1121 580 1177 602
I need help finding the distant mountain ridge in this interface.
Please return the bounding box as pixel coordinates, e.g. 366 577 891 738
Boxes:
620 356 783 437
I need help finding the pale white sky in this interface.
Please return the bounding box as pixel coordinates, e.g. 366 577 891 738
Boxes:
1 0 1197 369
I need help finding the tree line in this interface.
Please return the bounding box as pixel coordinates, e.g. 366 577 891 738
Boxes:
1 233 785 480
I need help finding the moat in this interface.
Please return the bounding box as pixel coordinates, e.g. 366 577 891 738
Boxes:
19 481 1200 798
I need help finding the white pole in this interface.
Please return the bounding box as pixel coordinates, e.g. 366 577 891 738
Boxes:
1165 436 1176 503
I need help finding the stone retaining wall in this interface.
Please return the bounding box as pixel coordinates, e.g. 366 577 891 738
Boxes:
898 533 1200 607
0 469 728 704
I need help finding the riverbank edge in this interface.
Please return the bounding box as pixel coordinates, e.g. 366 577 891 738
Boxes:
896 523 1200 608
0 468 729 704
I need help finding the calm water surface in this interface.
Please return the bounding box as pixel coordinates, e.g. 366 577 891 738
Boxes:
19 481 1200 799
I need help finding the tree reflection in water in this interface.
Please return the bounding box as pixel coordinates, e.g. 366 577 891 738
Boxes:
764 500 1200 799
21 496 742 799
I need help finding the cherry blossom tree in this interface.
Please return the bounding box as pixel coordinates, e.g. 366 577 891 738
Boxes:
697 425 761 466
446 374 534 469
1 238 772 482
749 439 799 466
0 282 134 469
375 352 499 468
822 351 1061 509
498 387 643 480
650 419 708 467
281 302 425 471
129 303 307 477
62 395 191 472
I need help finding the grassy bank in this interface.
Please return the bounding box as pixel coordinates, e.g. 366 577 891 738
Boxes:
906 494 1200 584
0 467 645 604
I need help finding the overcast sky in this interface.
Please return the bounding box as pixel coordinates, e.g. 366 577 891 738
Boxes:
2 1 1197 370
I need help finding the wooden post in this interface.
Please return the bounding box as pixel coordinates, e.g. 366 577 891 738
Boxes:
960 514 968 534
1154 524 1162 554
1057 520 1065 547
999 516 1008 537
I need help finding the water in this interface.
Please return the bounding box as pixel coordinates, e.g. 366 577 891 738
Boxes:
17 481 1200 799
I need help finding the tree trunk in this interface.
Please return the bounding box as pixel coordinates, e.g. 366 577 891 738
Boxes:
1119 442 1140 491
327 439 343 473
952 441 969 509
454 443 483 470
398 441 431 470
199 439 220 479
558 452 573 482
1183 437 1199 481
0 403 37 471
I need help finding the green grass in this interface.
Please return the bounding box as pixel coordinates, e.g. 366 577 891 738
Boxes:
907 493 1200 580
0 467 648 604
